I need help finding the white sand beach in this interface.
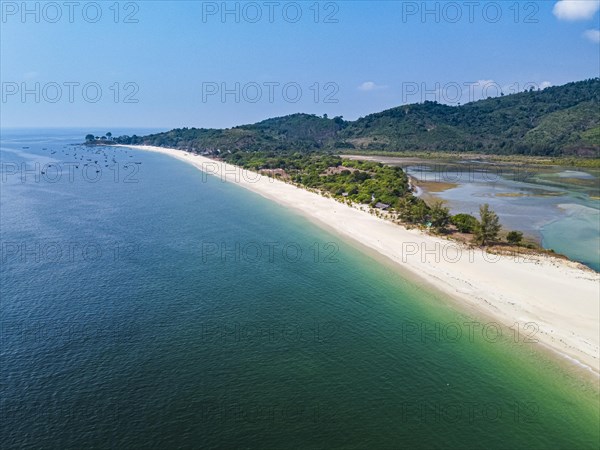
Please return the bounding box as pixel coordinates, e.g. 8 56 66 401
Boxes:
124 145 600 374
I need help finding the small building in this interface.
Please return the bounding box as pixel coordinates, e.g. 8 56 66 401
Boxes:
375 202 390 210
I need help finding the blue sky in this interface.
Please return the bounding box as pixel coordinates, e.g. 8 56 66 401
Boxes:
1 0 599 130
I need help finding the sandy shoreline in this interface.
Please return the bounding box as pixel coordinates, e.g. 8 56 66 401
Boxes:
123 145 600 375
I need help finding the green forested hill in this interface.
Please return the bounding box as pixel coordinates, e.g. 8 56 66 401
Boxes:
340 78 599 156
118 113 345 153
114 78 599 157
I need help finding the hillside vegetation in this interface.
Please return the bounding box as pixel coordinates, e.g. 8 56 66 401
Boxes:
111 78 599 157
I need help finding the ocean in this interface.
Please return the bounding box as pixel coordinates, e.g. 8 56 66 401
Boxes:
1 129 598 449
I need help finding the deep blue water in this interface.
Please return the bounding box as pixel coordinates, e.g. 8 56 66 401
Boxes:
1 130 599 449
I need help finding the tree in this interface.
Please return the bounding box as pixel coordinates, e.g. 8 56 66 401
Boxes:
85 134 95 141
106 132 112 140
507 231 523 245
451 213 479 233
397 197 429 224
410 200 429 224
429 201 450 233
474 204 501 246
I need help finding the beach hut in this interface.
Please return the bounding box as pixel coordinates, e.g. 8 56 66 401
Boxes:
375 202 390 210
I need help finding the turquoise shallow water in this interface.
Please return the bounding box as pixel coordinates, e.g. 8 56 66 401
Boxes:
404 162 600 271
1 130 599 448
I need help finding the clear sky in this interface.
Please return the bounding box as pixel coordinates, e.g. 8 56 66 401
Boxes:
1 0 599 130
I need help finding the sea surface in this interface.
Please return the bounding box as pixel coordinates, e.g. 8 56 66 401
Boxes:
1 130 599 449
